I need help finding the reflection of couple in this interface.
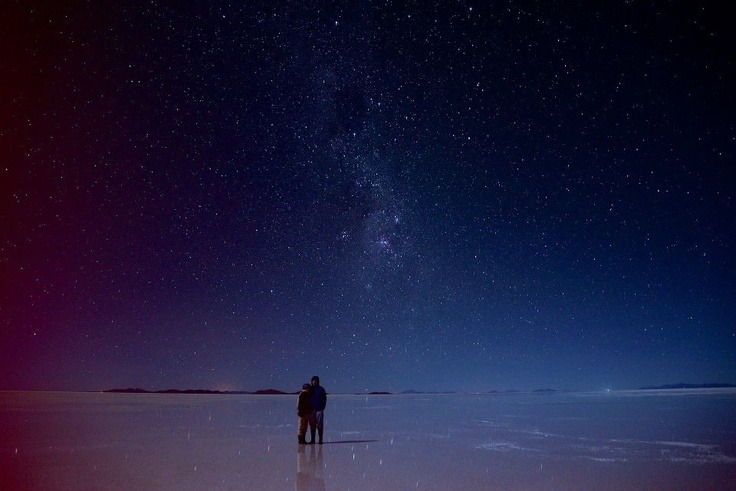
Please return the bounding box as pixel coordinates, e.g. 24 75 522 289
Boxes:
296 375 327 445
296 443 324 491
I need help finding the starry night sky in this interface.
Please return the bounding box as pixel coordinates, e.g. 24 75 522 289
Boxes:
2 1 734 393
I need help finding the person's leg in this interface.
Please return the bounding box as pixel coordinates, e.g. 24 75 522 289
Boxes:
308 412 317 444
298 415 309 443
316 411 324 444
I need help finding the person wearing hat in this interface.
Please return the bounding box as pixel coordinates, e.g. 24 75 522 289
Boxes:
308 375 327 444
297 383 312 444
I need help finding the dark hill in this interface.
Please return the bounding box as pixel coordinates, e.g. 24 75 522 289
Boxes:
105 388 253 395
637 383 736 390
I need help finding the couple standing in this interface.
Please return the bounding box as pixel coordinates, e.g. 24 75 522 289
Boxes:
297 375 327 445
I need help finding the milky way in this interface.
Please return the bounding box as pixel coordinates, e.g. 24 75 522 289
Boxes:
1 2 734 392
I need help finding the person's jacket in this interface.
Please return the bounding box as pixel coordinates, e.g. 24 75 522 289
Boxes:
311 385 327 412
297 390 312 417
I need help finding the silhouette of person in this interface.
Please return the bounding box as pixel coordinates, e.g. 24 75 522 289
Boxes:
297 383 312 444
308 376 327 444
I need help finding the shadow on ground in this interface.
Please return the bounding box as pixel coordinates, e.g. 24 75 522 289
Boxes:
320 439 378 444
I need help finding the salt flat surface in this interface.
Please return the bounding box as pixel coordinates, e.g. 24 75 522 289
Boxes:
1 389 735 490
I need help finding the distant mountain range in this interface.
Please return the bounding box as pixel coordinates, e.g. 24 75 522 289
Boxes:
399 390 457 395
103 383 736 395
636 383 736 390
104 388 295 395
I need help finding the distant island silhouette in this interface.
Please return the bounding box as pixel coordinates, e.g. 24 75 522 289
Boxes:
104 388 296 395
400 390 457 395
101 383 736 395
636 383 736 390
